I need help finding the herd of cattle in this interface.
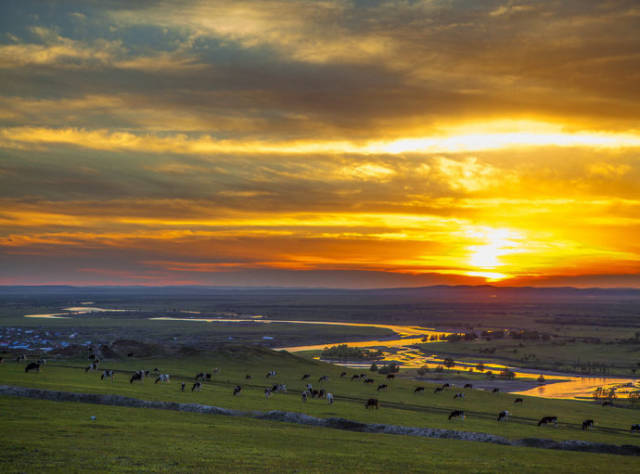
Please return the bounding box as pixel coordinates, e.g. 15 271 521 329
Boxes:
10 355 640 434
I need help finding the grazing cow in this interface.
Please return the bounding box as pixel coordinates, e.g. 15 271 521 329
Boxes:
212 368 220 374
233 385 242 396
302 374 311 380
414 386 425 394
631 424 640 433
318 375 329 383
311 389 320 398
327 392 334 404
492 388 500 393
497 410 509 422
192 382 202 392
363 378 374 384
448 410 465 421
386 374 395 380
205 373 212 380
434 387 444 394
37 359 47 366
101 369 114 381
582 419 594 430
264 388 272 399
514 398 524 404
377 384 388 392
181 382 185 392
453 392 465 400
154 374 170 384
152 368 160 373
301 391 308 402
127 352 134 357
245 374 252 380
195 372 205 382
266 370 277 378
24 362 40 373
351 374 360 381
365 398 379 409
602 401 613 407
130 372 143 384
340 372 347 378
464 383 473 389
305 383 313 391
537 416 558 426
318 389 326 399
15 354 26 362
442 383 451 389
0 357 3 364
85 362 98 372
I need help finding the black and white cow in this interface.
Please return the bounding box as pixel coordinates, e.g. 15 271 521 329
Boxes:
318 375 329 383
101 369 114 381
365 398 379 409
631 424 640 433
266 370 277 378
414 386 425 394
191 382 202 392
582 419 594 430
448 410 465 421
24 362 40 373
327 392 334 404
301 374 311 380
537 416 558 426
497 410 509 422
154 374 170 384
514 398 524 404
377 384 388 391
464 383 473 389
233 385 242 396
453 392 465 400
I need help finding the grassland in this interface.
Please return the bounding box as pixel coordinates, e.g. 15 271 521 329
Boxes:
1 348 639 447
5 396 640 473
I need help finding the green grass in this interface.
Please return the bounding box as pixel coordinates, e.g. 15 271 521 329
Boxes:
2 396 640 473
2 347 639 448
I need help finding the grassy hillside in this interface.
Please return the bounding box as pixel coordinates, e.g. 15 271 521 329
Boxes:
2 347 639 448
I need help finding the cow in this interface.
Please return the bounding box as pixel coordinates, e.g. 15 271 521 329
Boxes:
340 372 347 378
15 354 26 362
318 375 329 383
434 387 444 394
631 424 640 433
363 378 374 384
453 392 465 400
181 382 186 392
24 362 40 373
492 388 500 393
0 357 3 364
537 416 558 426
386 374 395 380
301 391 308 402
101 369 114 381
84 362 98 372
152 368 160 373
497 410 509 422
514 398 524 404
351 374 360 381
37 359 47 366
302 374 311 380
245 374 252 380
327 392 334 404
305 383 313 391
602 401 613 407
154 374 170 384
130 372 143 384
448 410 465 421
442 383 451 389
414 386 425 394
365 398 379 409
264 388 272 399
195 372 205 381
377 384 388 392
233 385 242 396
192 382 202 392
205 373 212 380
464 383 473 389
266 370 276 378
582 419 594 430
127 352 134 357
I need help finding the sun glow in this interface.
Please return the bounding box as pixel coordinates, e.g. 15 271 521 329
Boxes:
466 228 523 281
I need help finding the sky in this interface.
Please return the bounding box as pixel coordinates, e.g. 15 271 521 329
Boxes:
1 0 639 288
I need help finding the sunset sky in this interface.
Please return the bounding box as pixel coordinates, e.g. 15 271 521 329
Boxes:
1 0 639 288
